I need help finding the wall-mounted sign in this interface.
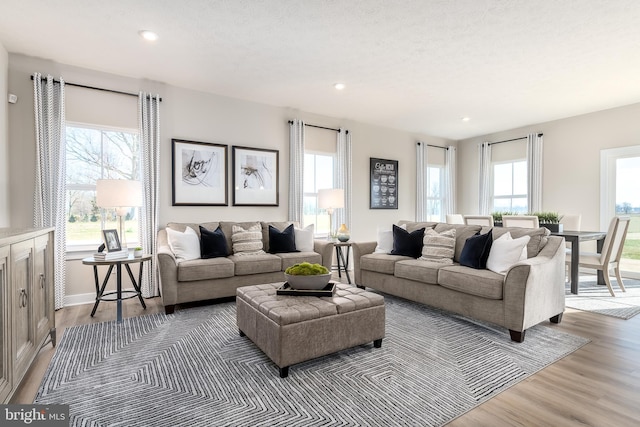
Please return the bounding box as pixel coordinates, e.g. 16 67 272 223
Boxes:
370 157 398 209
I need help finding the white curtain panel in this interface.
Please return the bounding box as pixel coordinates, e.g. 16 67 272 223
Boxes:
138 92 161 298
444 145 457 217
478 142 492 215
33 73 66 310
527 133 543 213
334 129 352 230
288 119 305 224
415 142 426 221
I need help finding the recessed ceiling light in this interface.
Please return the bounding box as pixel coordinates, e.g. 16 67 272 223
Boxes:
462 117 470 122
334 83 346 90
139 30 158 41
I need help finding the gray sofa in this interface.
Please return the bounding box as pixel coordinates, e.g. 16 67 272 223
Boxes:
157 221 333 314
353 221 566 342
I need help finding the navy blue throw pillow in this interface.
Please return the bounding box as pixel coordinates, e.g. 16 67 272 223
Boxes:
269 224 299 253
459 229 493 269
200 226 229 259
390 225 425 258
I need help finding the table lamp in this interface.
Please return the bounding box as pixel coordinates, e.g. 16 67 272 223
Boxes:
96 179 142 250
318 188 344 238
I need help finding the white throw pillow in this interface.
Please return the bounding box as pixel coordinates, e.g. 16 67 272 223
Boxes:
166 226 200 262
294 224 315 252
231 223 265 255
486 232 530 274
375 223 407 254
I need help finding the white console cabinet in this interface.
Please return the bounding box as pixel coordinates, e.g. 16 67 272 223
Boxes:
0 228 55 403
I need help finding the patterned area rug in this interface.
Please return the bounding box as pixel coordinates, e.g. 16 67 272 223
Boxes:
35 294 588 427
565 276 640 319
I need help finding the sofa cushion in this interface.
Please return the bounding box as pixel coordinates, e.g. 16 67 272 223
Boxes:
229 253 281 275
433 223 482 262
360 253 412 274
294 224 314 252
268 224 299 253
166 226 200 261
276 251 322 270
167 222 220 237
492 226 550 258
438 266 505 300
177 257 235 282
231 223 265 255
420 228 456 264
375 223 406 253
199 226 229 259
395 259 445 284
397 220 438 233
459 229 493 269
391 225 425 258
486 232 530 274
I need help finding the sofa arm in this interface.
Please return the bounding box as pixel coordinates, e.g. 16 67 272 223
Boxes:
352 241 377 286
157 229 179 309
314 239 334 271
503 236 566 332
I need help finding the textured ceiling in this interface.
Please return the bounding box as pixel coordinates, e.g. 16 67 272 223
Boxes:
2 0 640 139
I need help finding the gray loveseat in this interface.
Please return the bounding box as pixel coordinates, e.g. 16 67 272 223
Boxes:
353 221 566 342
157 221 333 314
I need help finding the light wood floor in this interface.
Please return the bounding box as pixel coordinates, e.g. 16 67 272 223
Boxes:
11 290 640 426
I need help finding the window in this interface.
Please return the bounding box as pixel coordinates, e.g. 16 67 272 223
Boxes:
493 160 527 213
426 166 444 221
66 124 140 249
303 152 334 236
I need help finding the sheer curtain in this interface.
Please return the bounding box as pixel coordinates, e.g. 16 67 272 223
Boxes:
444 145 457 217
334 129 352 230
288 119 305 224
33 73 66 309
478 142 492 215
527 133 543 213
415 142 427 221
138 92 161 298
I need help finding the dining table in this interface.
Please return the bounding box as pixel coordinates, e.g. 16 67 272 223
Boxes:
550 230 607 294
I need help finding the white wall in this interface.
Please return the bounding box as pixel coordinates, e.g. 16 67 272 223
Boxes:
0 42 8 226
457 102 640 233
7 53 454 303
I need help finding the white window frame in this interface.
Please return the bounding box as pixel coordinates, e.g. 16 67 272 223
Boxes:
303 150 336 237
65 122 140 252
426 165 445 222
492 159 527 213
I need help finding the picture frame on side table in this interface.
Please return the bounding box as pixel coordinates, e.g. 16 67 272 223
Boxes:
172 139 228 206
102 229 122 252
370 157 398 209
232 146 279 206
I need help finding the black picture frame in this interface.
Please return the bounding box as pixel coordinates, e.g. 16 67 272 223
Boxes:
102 229 122 252
232 146 279 206
370 157 398 209
172 139 228 206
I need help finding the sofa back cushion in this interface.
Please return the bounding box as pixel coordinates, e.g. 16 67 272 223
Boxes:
397 220 437 233
433 223 482 262
492 226 550 258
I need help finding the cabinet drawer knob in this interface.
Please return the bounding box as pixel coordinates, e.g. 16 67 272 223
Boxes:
40 273 45 288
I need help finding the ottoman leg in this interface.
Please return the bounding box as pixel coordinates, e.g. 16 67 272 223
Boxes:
279 366 289 378
374 338 382 348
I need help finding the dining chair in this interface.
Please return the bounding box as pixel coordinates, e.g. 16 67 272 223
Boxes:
446 214 465 224
502 215 540 228
463 215 494 227
559 214 582 231
565 216 630 297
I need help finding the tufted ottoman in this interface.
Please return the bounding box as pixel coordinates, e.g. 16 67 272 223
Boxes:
236 283 385 377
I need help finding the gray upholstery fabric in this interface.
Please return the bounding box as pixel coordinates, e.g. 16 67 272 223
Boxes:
438 265 505 300
360 253 412 274
276 251 322 270
433 223 482 262
394 259 444 284
228 253 281 275
492 226 550 258
177 257 234 282
397 220 438 233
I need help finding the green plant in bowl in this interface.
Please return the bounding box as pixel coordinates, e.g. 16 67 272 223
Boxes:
284 262 331 290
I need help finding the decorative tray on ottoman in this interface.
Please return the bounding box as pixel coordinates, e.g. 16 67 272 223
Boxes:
277 282 336 297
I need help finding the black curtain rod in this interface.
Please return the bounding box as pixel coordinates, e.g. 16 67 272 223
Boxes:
489 133 543 146
417 142 448 150
288 120 347 134
30 75 163 102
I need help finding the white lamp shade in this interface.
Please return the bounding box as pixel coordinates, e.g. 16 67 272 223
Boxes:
96 179 142 208
318 188 344 210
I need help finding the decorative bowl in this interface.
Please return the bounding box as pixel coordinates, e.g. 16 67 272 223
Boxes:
284 273 331 290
